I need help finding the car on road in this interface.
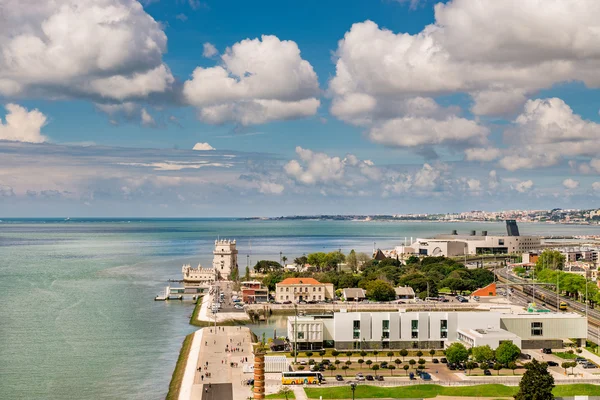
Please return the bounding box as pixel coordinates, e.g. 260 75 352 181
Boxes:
542 348 552 354
473 296 480 301
483 369 492 376
448 363 456 370
335 375 344 381
547 361 558 367
366 375 374 381
440 358 447 363
282 301 292 304
420 372 431 380
300 361 307 365
584 362 597 369
520 353 532 360
376 375 384 381
355 373 365 381
432 358 439 363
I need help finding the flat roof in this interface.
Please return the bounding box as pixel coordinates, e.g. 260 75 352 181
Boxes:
501 312 585 319
458 328 518 339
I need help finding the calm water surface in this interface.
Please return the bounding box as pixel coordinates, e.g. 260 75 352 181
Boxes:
1 218 599 399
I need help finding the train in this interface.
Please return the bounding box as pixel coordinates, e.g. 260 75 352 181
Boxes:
522 285 567 311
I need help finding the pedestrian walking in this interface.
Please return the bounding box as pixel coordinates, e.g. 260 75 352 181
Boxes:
201 375 204 381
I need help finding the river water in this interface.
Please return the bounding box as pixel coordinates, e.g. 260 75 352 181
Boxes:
1 218 599 399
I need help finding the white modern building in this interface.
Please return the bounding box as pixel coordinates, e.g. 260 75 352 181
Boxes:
213 239 238 279
288 310 586 351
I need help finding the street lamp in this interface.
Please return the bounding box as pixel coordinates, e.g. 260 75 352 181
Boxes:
294 303 298 365
350 382 357 400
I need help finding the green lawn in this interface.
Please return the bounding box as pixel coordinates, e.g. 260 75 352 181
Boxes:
554 352 577 360
304 383 600 399
266 391 296 399
166 333 194 400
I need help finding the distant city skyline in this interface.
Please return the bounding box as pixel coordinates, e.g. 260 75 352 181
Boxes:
2 0 600 216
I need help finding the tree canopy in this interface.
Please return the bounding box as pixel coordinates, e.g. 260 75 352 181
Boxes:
365 279 396 302
495 341 520 366
515 359 554 400
445 343 468 364
254 260 282 274
535 250 565 272
472 345 495 364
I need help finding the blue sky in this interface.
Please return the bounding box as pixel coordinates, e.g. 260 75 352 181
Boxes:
1 0 600 216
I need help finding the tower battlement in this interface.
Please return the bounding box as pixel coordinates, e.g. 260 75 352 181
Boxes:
213 238 238 279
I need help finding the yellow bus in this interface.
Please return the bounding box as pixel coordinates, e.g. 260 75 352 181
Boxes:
282 371 323 385
559 302 567 311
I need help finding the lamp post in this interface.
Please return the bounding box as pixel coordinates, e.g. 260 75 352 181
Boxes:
350 382 356 400
294 303 298 365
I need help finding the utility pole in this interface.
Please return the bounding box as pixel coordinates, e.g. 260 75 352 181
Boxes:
294 303 298 365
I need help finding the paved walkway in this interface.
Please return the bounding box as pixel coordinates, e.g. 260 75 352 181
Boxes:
190 326 254 400
180 329 204 400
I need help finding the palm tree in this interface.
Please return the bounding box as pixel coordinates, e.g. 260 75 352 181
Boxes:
282 256 288 265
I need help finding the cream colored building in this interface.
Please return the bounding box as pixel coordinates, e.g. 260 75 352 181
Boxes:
275 278 334 303
182 264 215 286
212 239 238 279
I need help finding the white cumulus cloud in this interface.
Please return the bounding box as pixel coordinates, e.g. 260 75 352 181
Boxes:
0 104 47 143
562 178 579 190
202 42 218 58
514 180 534 193
183 35 320 125
0 0 173 101
193 142 215 151
141 108 156 127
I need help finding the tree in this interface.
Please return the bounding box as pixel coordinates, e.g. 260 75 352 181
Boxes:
400 349 408 361
465 361 477 375
429 349 436 357
508 362 517 375
495 341 520 366
561 362 570 375
403 364 410 375
319 350 326 360
416 350 423 357
493 362 502 375
356 252 371 270
341 365 349 375
372 350 379 362
332 350 340 361
347 249 358 272
406 255 420 265
388 365 396 376
278 387 293 400
328 364 336 376
445 343 469 364
372 364 380 376
294 256 308 268
365 279 396 302
515 359 554 400
409 359 416 369
244 266 251 281
345 360 352 367
358 359 364 368
253 260 283 274
335 360 341 366
305 351 313 358
282 256 288 265
297 365 305 370
346 351 353 360
360 350 367 358
366 360 373 368
472 345 495 364
387 351 395 361
394 358 402 367
569 361 577 375
418 358 426 367
535 250 565 272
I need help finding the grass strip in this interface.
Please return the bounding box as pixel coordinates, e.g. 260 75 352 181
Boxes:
304 383 600 399
166 333 194 400
265 392 296 399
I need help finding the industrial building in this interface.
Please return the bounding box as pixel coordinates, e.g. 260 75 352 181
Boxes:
287 310 586 351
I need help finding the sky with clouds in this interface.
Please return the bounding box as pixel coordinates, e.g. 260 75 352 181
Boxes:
1 0 600 217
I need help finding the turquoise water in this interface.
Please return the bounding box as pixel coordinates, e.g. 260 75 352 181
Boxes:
1 218 599 399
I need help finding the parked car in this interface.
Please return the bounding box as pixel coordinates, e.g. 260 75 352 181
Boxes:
520 353 532 360
448 363 456 370
440 297 449 302
420 372 431 380
409 372 415 380
458 297 468 303
483 369 492 376
376 375 384 381
282 301 292 304
440 358 447 363
432 358 439 364
366 375 374 381
584 362 597 369
542 348 552 354
300 360 307 365
547 361 558 367
576 357 587 364
473 296 480 301
335 375 344 381
246 379 254 385
356 373 365 381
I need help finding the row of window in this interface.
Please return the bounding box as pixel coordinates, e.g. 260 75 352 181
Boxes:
352 319 448 339
279 286 323 292
278 295 323 300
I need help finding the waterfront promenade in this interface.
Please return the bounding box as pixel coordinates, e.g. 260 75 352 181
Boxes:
179 326 254 400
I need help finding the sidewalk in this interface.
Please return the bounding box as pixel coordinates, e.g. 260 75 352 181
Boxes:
179 329 204 400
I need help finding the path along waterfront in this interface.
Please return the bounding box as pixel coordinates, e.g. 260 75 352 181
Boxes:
179 326 253 400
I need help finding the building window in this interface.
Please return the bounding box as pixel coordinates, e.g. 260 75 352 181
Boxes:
411 320 418 330
286 295 288 300
353 320 360 339
313 287 316 292
382 331 390 339
440 320 448 330
531 322 543 336
319 287 322 291
440 331 447 338
382 320 390 330
298 332 304 339
353 320 360 329
286 287 289 292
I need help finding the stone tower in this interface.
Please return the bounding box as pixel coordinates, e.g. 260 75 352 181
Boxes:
212 239 238 279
